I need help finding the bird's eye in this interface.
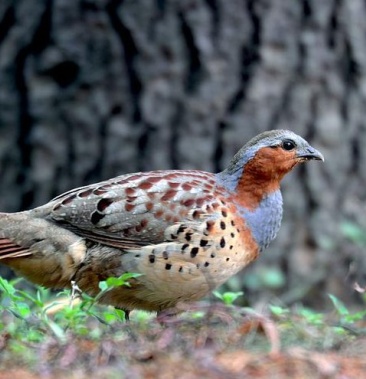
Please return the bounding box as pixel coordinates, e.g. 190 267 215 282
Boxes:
282 139 296 151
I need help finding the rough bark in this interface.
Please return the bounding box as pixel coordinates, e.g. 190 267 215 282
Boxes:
0 0 365 308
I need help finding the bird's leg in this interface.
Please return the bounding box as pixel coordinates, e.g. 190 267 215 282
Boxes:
70 280 82 305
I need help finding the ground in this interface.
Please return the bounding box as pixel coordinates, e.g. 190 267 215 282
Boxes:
1 290 366 379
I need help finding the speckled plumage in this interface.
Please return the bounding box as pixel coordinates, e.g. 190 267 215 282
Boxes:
0 130 323 314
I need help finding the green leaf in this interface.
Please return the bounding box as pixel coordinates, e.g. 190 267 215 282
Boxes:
98 281 108 292
105 276 127 288
213 291 243 305
344 310 366 323
114 308 128 322
15 302 31 318
269 305 289 317
0 278 14 295
99 273 142 291
328 294 349 316
297 308 324 325
103 311 117 323
0 278 21 300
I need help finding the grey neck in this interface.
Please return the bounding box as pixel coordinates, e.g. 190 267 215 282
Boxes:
236 190 283 252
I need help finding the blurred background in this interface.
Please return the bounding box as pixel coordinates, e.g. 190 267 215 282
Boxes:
0 0 365 310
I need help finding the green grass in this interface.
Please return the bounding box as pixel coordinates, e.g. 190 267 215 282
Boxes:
1 277 364 342
1 276 366 377
0 274 146 343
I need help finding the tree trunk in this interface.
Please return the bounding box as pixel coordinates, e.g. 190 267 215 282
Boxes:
0 0 364 308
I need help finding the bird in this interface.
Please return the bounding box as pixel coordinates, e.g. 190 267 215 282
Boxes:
0 130 323 319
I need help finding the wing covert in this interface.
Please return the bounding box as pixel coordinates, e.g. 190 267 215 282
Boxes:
42 170 220 249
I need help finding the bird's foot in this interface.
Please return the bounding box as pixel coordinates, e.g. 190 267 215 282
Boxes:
70 280 82 303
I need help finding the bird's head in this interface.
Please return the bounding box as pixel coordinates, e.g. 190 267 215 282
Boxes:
217 130 324 209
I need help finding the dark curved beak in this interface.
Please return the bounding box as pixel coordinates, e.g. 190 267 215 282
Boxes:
296 145 324 162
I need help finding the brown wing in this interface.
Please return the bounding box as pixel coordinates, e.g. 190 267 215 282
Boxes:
41 170 220 250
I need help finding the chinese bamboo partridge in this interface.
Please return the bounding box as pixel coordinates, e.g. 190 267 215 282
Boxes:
0 130 323 316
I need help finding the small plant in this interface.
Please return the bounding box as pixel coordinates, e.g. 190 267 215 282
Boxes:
269 305 290 317
0 273 143 345
328 293 366 328
296 307 325 326
96 272 141 302
213 290 244 305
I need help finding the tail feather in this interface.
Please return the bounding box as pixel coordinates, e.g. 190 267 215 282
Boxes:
0 211 88 289
0 212 32 259
0 238 31 259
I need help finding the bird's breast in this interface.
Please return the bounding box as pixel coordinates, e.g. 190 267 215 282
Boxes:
117 198 259 310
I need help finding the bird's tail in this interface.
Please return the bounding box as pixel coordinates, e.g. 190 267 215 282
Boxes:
0 210 87 289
